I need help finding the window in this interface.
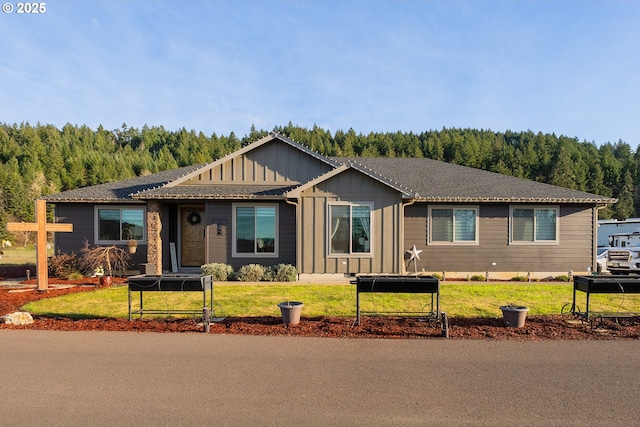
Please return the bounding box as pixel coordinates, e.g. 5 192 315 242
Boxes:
429 206 478 244
329 203 372 255
233 204 278 256
95 206 145 244
510 206 558 243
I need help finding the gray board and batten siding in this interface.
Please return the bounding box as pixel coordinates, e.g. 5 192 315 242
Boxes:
180 138 335 186
298 168 403 275
404 203 596 274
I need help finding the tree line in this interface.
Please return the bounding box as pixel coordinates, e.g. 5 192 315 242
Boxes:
0 121 637 240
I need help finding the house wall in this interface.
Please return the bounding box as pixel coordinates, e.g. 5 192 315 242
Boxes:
298 169 402 274
53 203 148 269
204 200 296 270
404 203 594 275
183 140 333 184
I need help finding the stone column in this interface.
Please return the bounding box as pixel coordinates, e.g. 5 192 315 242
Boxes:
146 201 162 275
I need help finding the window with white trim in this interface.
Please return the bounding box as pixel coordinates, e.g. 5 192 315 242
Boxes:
429 206 478 244
510 206 558 243
329 203 372 255
233 204 278 257
95 206 146 244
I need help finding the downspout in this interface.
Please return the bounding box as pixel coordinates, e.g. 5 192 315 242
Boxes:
400 198 417 275
593 204 607 273
285 198 301 278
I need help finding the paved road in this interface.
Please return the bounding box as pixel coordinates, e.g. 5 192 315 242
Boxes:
1 331 638 427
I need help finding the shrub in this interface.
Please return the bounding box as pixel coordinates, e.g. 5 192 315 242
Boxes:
263 266 276 282
237 264 265 282
201 263 234 281
554 275 570 282
68 272 84 280
470 274 486 282
510 275 529 282
264 264 298 282
431 273 443 280
48 251 80 279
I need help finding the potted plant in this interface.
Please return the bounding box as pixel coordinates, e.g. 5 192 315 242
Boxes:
499 305 529 328
277 301 304 325
126 239 138 254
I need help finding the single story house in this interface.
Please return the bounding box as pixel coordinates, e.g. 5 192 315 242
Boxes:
46 132 616 280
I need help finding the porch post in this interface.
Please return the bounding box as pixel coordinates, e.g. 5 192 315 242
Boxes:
147 201 162 275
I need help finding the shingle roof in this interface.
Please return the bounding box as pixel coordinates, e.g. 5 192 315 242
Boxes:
331 157 615 203
138 183 299 199
43 164 204 202
44 133 616 205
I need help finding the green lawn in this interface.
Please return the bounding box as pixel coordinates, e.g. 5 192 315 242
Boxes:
22 283 640 319
0 246 55 265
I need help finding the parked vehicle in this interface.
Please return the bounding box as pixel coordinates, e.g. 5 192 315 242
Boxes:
606 245 640 275
596 247 610 274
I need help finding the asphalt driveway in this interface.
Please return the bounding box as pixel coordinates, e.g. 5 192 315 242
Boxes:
1 331 638 427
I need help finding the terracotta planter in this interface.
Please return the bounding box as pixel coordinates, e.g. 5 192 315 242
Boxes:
500 305 528 328
277 301 303 325
99 275 113 287
128 246 137 254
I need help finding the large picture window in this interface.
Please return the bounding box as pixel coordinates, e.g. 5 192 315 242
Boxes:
95 207 145 243
511 206 558 243
233 204 278 256
329 203 372 255
429 206 478 244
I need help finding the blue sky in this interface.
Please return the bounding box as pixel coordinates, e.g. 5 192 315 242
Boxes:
1 1 639 146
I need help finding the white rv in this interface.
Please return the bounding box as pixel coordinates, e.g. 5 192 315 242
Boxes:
598 218 640 247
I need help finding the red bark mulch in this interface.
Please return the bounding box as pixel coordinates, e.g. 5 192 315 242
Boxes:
1 267 639 339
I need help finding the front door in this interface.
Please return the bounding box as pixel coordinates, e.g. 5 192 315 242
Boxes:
181 207 206 267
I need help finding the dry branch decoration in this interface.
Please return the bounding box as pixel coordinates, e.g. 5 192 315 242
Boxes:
79 240 131 276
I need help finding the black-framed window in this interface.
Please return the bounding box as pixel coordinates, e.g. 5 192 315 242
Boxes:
95 207 145 243
233 204 278 256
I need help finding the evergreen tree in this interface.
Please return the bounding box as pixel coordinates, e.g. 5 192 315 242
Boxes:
614 170 635 219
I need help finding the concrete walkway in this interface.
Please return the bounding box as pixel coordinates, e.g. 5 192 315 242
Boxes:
1 330 638 427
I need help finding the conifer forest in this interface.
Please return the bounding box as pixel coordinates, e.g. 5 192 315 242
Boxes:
0 121 636 241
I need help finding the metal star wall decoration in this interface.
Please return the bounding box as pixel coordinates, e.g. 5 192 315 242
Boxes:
406 244 422 272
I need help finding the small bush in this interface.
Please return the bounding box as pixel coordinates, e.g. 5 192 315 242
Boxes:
263 266 276 282
201 263 234 281
264 264 298 282
510 275 529 282
554 275 570 282
431 273 443 280
48 251 80 279
237 264 265 282
68 272 84 280
470 274 486 282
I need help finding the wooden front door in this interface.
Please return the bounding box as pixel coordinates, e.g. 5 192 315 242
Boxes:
181 207 206 267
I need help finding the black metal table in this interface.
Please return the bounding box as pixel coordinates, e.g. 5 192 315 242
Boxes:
352 275 448 337
571 275 640 322
127 274 214 331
